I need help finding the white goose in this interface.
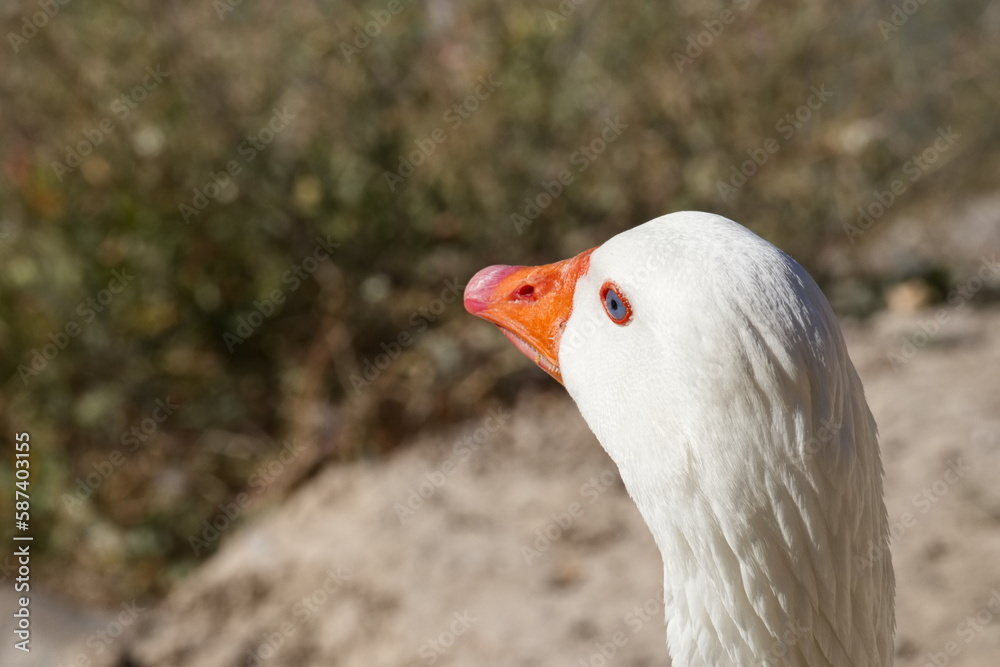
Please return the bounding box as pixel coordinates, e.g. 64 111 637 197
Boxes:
464 212 895 667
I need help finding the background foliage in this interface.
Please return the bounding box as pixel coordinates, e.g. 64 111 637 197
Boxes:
0 0 998 604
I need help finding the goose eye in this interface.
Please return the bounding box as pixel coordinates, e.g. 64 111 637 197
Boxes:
600 282 632 324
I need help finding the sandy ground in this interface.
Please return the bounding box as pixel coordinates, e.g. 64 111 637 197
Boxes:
4 305 1000 667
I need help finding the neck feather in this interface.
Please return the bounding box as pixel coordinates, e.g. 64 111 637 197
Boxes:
605 345 895 667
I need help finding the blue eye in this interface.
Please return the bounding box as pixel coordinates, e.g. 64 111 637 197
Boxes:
600 282 632 324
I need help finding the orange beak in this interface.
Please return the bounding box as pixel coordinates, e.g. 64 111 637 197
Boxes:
464 248 596 385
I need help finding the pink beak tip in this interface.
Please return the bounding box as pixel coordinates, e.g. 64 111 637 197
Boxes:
464 264 521 315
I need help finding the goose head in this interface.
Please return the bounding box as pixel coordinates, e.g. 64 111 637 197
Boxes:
465 212 895 666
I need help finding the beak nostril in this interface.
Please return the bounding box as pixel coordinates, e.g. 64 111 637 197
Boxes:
514 284 535 300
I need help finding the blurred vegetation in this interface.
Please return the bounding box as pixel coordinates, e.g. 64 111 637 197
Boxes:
0 0 998 605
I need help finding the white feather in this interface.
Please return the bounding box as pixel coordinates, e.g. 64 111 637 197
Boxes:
559 212 895 666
